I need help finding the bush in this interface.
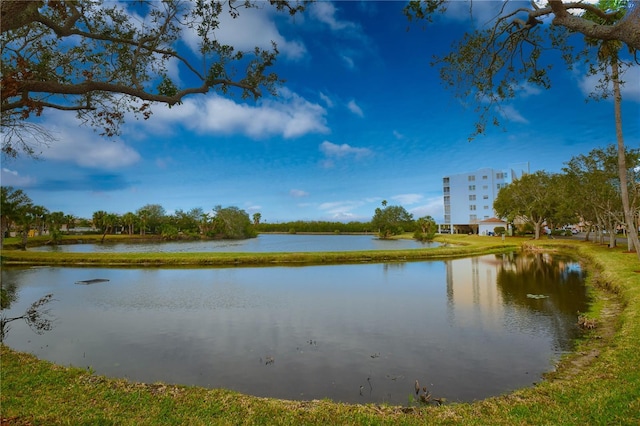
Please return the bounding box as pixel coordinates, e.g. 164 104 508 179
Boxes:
494 226 506 235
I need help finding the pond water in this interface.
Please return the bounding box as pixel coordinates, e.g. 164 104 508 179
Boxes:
1 252 588 405
28 233 437 253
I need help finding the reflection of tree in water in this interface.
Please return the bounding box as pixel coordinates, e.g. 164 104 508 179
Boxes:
0 280 18 309
495 252 590 347
496 253 588 314
1 279 55 342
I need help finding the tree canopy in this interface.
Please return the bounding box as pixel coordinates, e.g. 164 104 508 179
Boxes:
1 0 305 157
493 171 564 240
371 203 414 239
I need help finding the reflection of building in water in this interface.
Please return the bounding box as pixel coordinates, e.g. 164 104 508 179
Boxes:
444 254 509 329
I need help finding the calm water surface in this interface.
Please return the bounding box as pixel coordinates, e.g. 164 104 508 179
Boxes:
2 252 588 405
29 233 436 253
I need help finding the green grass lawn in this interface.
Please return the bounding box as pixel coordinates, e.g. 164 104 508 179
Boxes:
2 235 639 425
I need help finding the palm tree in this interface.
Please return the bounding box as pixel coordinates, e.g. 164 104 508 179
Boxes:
30 205 49 236
0 186 32 247
122 212 137 235
63 214 77 232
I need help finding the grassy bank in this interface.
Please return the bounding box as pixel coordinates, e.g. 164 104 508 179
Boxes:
1 234 518 266
1 236 639 425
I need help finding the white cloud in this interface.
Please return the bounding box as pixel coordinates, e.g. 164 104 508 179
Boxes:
391 193 423 205
498 105 529 124
245 204 262 213
319 141 372 159
577 65 640 102
393 130 405 140
347 99 364 117
341 55 355 69
409 197 445 222
155 157 174 170
1 168 37 187
38 111 141 169
319 200 364 216
290 189 309 198
309 2 357 31
152 90 328 139
182 4 306 61
319 92 334 108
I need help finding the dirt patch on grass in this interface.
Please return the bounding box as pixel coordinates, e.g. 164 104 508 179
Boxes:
549 295 622 381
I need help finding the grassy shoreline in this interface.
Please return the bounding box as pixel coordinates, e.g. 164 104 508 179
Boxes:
0 234 519 267
2 236 639 425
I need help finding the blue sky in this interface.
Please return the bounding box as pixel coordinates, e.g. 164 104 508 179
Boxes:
2 1 639 223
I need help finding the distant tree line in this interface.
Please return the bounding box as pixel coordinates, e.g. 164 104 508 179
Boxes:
0 191 259 248
0 187 440 249
255 221 372 234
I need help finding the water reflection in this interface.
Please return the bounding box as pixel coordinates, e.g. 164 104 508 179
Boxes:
1 252 588 405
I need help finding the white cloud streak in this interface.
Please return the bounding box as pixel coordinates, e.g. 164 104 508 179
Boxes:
1 168 37 187
391 193 423 205
347 99 364 117
290 189 309 198
498 105 529 124
309 2 357 31
319 141 372 159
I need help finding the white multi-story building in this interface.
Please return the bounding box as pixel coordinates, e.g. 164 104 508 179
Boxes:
442 163 529 234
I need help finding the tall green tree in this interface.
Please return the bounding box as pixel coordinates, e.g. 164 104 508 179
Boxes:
493 171 561 240
414 215 438 242
252 213 262 226
1 0 306 158
63 214 76 232
121 212 137 236
47 211 66 243
564 145 638 248
0 186 32 247
211 206 256 239
371 202 414 239
582 0 640 257
137 204 166 235
30 204 49 237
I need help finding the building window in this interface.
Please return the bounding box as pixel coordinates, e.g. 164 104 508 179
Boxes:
444 205 451 214
443 177 449 184
444 195 450 203
482 175 488 180
468 175 476 181
470 205 476 211
483 194 489 199
469 195 476 201
444 214 451 223
496 172 505 179
468 185 476 191
443 186 450 193
497 183 505 190
484 205 489 210
470 214 477 221
483 185 488 190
